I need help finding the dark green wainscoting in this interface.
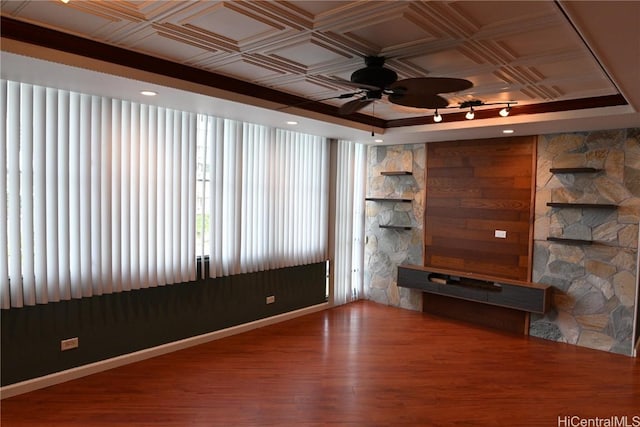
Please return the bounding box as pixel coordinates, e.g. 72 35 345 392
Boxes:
1 262 327 386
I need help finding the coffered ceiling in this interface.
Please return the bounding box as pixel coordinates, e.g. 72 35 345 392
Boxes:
1 0 639 144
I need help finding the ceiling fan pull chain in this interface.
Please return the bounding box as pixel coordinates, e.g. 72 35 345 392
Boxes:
371 102 375 137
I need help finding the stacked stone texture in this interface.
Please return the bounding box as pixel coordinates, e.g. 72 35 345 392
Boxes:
364 130 639 355
364 145 424 311
531 128 640 355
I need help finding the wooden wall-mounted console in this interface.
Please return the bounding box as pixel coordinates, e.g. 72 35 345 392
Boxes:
397 265 552 334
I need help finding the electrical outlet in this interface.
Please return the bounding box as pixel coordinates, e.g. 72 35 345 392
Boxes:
494 229 507 239
266 295 275 304
61 337 79 351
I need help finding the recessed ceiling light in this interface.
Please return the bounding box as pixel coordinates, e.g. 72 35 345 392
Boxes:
374 138 384 143
140 90 157 96
503 129 514 134
286 120 298 125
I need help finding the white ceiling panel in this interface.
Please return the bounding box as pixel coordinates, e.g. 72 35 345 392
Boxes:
1 0 638 144
451 1 556 32
184 4 281 43
265 37 351 69
127 29 216 63
406 47 486 77
344 15 436 52
212 57 286 82
13 1 119 35
286 1 354 18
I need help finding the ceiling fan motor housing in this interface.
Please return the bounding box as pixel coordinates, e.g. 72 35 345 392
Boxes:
350 56 398 89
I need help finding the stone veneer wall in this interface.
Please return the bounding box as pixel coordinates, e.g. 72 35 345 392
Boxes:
364 144 425 310
531 128 640 355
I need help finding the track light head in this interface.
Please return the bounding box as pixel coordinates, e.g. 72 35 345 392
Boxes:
433 109 443 123
499 104 511 117
465 108 475 120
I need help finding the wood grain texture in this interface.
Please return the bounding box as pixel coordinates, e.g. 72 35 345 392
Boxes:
386 94 627 128
2 301 638 426
425 136 536 281
423 293 529 334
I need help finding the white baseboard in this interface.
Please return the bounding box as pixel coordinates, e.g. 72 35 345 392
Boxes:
1 302 329 400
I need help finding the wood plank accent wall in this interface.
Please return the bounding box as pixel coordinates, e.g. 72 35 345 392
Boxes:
424 136 536 281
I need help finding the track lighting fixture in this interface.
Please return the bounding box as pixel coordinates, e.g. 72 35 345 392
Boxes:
426 100 516 123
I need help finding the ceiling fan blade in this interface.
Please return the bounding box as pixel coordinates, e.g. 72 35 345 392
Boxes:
388 77 473 108
339 98 374 115
390 77 473 95
327 78 382 91
388 93 450 109
276 91 363 111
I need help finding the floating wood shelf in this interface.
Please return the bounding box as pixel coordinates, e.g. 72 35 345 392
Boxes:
380 171 413 176
379 225 412 230
365 197 412 203
549 167 601 174
546 237 593 245
397 265 551 315
546 202 617 209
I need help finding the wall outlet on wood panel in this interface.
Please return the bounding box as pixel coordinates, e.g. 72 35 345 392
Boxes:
266 295 275 304
494 230 507 238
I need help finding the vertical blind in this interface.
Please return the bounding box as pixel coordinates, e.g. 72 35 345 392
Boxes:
333 140 365 305
1 80 331 309
198 117 329 278
1 80 196 309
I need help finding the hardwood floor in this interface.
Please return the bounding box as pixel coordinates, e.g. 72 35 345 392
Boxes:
2 300 639 426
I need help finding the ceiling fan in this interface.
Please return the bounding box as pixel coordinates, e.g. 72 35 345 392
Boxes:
331 56 474 115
